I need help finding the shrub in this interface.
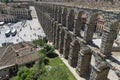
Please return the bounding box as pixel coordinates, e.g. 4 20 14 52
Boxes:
32 38 47 47
44 44 54 54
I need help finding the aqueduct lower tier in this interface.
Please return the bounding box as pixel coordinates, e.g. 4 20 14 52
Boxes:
35 2 120 80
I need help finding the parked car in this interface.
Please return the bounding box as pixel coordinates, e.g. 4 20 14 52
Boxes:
11 29 17 36
5 30 11 37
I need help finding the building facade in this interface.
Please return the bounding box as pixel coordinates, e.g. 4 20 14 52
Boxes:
0 42 39 80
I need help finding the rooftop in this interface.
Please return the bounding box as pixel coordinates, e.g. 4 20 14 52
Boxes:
0 42 39 67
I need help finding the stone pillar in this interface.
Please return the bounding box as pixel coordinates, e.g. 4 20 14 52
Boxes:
45 18 49 40
47 18 51 41
55 24 61 49
68 39 80 67
76 46 92 77
53 21 58 45
57 7 62 23
67 14 74 31
73 18 81 36
100 28 117 56
54 6 58 21
59 27 66 54
51 6 54 18
84 15 97 44
51 19 54 42
90 61 110 80
63 31 72 59
61 9 67 27
49 19 54 42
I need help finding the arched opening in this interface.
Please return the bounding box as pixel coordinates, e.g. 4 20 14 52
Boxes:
63 33 72 59
53 5 56 19
67 10 75 31
84 14 104 45
62 8 67 27
59 28 65 54
88 14 104 39
57 7 62 23
93 14 104 38
51 5 54 18
111 21 120 52
54 6 58 21
75 11 87 37
108 69 119 80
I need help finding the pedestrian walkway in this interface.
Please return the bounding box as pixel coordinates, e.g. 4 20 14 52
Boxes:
0 6 46 47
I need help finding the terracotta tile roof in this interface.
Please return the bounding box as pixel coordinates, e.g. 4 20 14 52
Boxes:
0 46 16 66
0 46 8 57
0 42 39 67
16 52 39 65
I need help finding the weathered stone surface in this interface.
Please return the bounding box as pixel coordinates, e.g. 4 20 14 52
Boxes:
68 39 80 67
90 62 110 80
59 27 66 54
35 2 120 80
55 24 61 49
100 22 119 56
63 31 72 59
76 46 92 77
53 21 58 45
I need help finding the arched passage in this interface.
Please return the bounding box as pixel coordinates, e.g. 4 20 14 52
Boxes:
51 5 54 18
84 14 104 44
113 26 120 52
57 7 62 23
68 39 80 67
63 33 72 59
59 28 65 54
67 10 75 31
62 8 67 27
74 11 87 36
54 6 58 21
94 15 104 38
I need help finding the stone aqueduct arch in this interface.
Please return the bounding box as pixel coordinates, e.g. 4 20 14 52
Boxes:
61 8 67 27
59 27 66 54
74 11 87 37
57 6 62 23
35 2 120 79
63 31 73 59
67 9 75 31
68 38 81 67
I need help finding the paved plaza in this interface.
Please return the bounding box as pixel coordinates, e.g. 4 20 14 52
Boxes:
0 6 45 47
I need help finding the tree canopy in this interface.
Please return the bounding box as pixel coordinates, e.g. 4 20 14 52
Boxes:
0 0 9 3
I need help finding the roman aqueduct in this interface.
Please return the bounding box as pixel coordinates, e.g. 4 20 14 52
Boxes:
34 1 120 80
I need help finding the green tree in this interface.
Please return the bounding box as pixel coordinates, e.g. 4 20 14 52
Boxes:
33 38 47 47
0 0 9 3
5 0 9 3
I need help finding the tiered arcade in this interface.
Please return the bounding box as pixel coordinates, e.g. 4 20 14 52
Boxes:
35 1 120 80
